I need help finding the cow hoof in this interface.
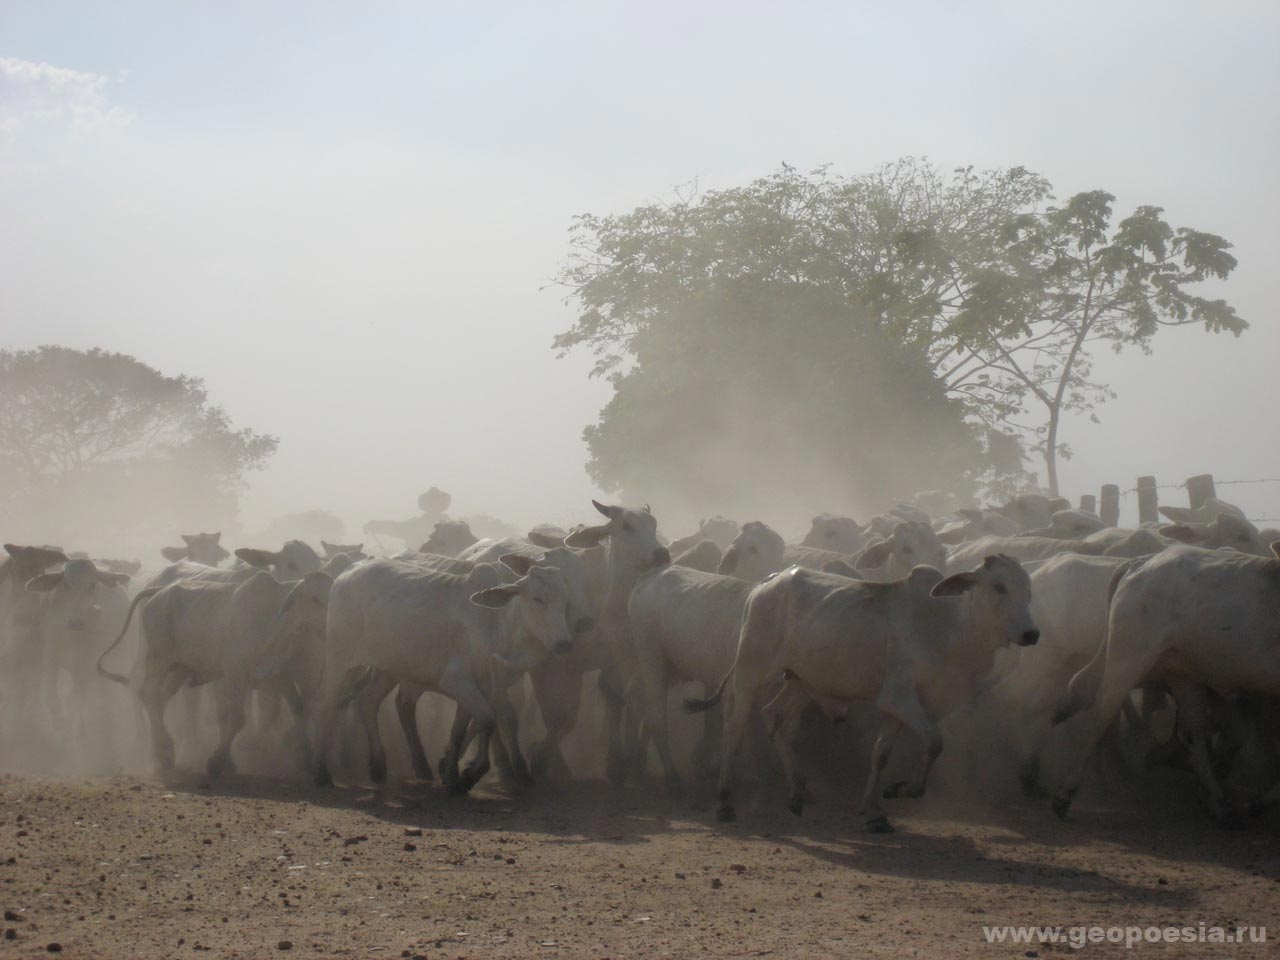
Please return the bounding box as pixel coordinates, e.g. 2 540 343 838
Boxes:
1051 794 1073 821
1018 757 1044 798
715 805 736 823
883 781 908 799
411 762 434 782
206 753 232 778
786 796 805 817
369 759 387 785
865 816 894 834
314 765 333 789
529 752 549 782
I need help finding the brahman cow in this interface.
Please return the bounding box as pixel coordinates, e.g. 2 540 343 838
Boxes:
689 554 1038 831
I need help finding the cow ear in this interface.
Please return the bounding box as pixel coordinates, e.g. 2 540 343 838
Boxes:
211 532 222 544
26 572 64 592
499 554 537 577
591 500 617 519
98 571 131 587
1271 542 1280 560
1158 506 1194 523
235 548 278 568
161 546 187 562
855 540 893 570
1159 524 1203 544
527 531 564 549
4 544 22 557
822 559 860 578
931 571 978 597
470 584 520 609
181 534 197 546
565 524 610 549
321 540 335 554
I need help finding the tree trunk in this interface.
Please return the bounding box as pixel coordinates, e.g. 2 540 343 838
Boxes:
1044 405 1060 496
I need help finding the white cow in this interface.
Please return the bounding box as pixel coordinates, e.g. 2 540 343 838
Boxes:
562 501 669 786
717 522 788 582
312 558 573 794
798 514 870 555
689 554 1038 831
1051 543 1280 824
98 570 333 775
854 521 948 581
25 559 131 731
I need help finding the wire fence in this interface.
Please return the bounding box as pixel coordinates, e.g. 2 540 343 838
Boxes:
1111 476 1280 524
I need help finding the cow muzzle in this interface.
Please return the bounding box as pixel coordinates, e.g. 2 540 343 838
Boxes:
1018 628 1040 646
651 547 671 568
573 617 595 636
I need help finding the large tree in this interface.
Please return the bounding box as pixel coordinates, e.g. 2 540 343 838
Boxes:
556 160 1245 506
0 346 276 551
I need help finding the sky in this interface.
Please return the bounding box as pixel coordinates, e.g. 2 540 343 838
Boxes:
2 0 1278 538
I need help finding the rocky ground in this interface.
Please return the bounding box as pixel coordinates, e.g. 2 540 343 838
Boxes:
0 768 1276 959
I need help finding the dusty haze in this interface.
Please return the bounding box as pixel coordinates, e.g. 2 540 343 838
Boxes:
2 1 1278 543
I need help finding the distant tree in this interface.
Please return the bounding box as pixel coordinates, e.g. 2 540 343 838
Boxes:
937 191 1246 493
557 161 1246 503
0 346 276 548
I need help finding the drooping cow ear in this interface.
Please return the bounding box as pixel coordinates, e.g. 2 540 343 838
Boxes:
26 572 64 592
1271 541 1280 560
98 571 131 587
855 539 893 570
470 584 520 609
181 534 197 546
930 571 979 597
321 540 335 554
1159 524 1203 544
565 524 610 549
161 546 187 562
235 548 278 569
499 554 538 577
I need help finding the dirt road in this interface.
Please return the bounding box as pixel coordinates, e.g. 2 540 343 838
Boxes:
0 770 1276 958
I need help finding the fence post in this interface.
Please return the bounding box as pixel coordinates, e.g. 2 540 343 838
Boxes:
1186 474 1216 510
1136 476 1159 525
1100 484 1120 528
1079 494 1097 515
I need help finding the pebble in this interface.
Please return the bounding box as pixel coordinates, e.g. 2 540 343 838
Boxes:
277 940 293 951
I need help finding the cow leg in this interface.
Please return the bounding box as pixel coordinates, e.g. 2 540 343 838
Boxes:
208 678 247 778
879 681 941 802
633 652 681 796
139 659 185 773
598 658 629 788
311 663 360 787
860 715 903 832
713 666 766 823
1052 641 1162 820
438 666 496 795
270 678 314 773
393 684 433 781
1167 679 1238 826
350 672 396 785
762 689 810 817
256 687 285 734
528 658 582 781
488 670 533 789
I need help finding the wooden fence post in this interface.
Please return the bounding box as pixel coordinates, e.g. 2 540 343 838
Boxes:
1079 494 1097 515
1100 484 1120 528
1136 476 1159 525
1186 474 1216 510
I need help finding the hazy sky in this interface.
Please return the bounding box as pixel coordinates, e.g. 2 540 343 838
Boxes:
3 0 1278 538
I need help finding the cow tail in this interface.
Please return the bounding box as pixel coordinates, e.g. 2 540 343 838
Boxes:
97 587 160 685
685 666 733 714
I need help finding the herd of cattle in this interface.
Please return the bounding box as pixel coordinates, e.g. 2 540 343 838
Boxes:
1 491 1278 834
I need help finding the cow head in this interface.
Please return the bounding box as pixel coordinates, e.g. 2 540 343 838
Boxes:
564 501 669 588
161 532 229 566
718 521 786 582
800 514 868 554
418 487 452 516
235 539 324 581
1160 512 1269 556
526 524 570 550
419 520 478 558
320 540 367 561
473 564 574 672
697 516 740 550
931 553 1038 648
855 521 947 579
26 558 130 634
3 544 70 584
